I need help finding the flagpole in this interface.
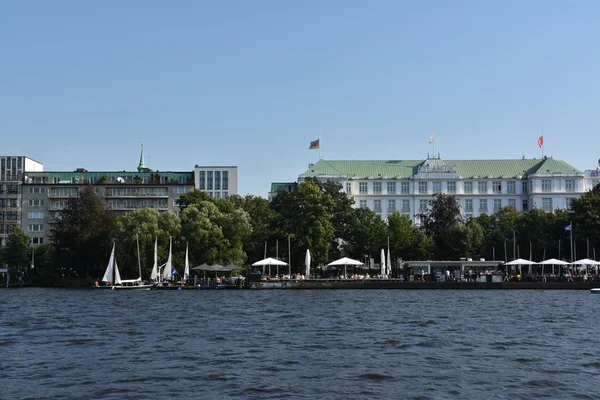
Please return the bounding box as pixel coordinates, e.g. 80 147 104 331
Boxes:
570 221 573 262
319 132 322 160
541 126 544 158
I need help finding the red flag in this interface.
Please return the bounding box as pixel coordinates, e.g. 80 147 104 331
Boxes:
537 135 544 148
309 139 320 150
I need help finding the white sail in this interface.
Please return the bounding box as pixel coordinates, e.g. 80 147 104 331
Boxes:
150 237 158 280
184 242 189 280
163 237 173 280
113 258 122 285
101 243 122 284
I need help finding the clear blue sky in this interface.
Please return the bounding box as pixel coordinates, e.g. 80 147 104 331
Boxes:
1 1 599 196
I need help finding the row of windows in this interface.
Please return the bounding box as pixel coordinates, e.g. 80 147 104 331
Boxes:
0 199 19 208
105 187 169 197
357 197 577 215
108 199 169 209
198 171 229 191
27 211 45 219
28 224 44 232
0 184 20 194
1 157 23 171
30 237 44 244
0 224 17 234
28 199 44 206
349 179 578 195
0 212 19 221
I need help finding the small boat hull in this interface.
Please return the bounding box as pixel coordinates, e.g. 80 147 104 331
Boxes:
590 288 600 293
112 284 153 290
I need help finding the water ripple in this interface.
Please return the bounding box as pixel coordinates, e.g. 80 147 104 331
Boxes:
1 288 599 399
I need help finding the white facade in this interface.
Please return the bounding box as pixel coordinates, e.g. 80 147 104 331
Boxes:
193 166 238 199
299 157 598 224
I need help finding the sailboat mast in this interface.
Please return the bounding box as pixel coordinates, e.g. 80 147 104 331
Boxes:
136 234 142 281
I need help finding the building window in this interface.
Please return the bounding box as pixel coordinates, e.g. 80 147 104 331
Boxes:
215 171 221 190
542 179 552 192
432 182 441 193
359 182 368 194
223 192 228 198
508 199 516 209
493 181 502 194
28 187 45 194
28 224 44 232
565 179 575 191
173 187 190 195
30 237 44 245
207 171 213 190
522 181 528 194
27 211 45 219
493 199 502 212
373 182 382 194
387 199 396 212
400 182 410 194
374 200 382 212
479 199 488 213
566 197 575 209
478 181 488 194
346 182 352 194
222 171 229 190
387 182 396 194
418 182 427 194
523 199 529 211
464 182 473 194
447 182 456 194
359 200 367 209
402 200 410 213
465 199 473 212
215 192 221 200
54 188 77 197
542 198 552 211
199 172 206 190
419 199 428 212
507 181 516 194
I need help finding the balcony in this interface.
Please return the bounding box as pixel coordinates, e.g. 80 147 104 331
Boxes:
104 192 169 198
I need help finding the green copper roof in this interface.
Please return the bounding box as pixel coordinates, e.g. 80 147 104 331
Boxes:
300 157 582 180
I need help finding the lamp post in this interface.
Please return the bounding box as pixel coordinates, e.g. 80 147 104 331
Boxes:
504 239 508 262
492 245 495 261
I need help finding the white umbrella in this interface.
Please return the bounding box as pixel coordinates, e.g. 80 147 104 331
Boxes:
305 249 311 277
251 257 288 266
380 249 386 276
327 257 363 278
537 258 568 276
570 258 600 273
504 258 535 277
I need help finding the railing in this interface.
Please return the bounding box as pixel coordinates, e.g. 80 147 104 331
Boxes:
104 193 169 198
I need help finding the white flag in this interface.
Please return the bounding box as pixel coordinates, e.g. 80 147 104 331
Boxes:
429 134 434 144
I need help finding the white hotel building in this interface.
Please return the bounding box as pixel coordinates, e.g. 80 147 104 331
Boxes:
298 156 599 223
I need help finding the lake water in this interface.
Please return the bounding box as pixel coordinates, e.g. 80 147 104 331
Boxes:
1 288 598 399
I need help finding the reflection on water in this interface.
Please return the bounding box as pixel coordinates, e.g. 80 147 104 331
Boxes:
1 288 598 399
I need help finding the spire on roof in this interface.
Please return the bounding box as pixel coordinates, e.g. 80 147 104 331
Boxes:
138 140 147 172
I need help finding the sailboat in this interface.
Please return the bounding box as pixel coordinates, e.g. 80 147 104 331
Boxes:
112 235 153 290
90 242 122 289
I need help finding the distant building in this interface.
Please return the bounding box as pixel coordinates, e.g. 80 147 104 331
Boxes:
193 165 237 200
4 143 239 246
0 156 43 246
268 182 298 201
292 155 598 224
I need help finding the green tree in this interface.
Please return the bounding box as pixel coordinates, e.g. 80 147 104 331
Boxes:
570 184 600 257
419 193 463 259
227 194 275 263
341 208 388 263
113 208 161 279
49 186 116 278
271 180 335 269
177 190 212 211
3 228 31 282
